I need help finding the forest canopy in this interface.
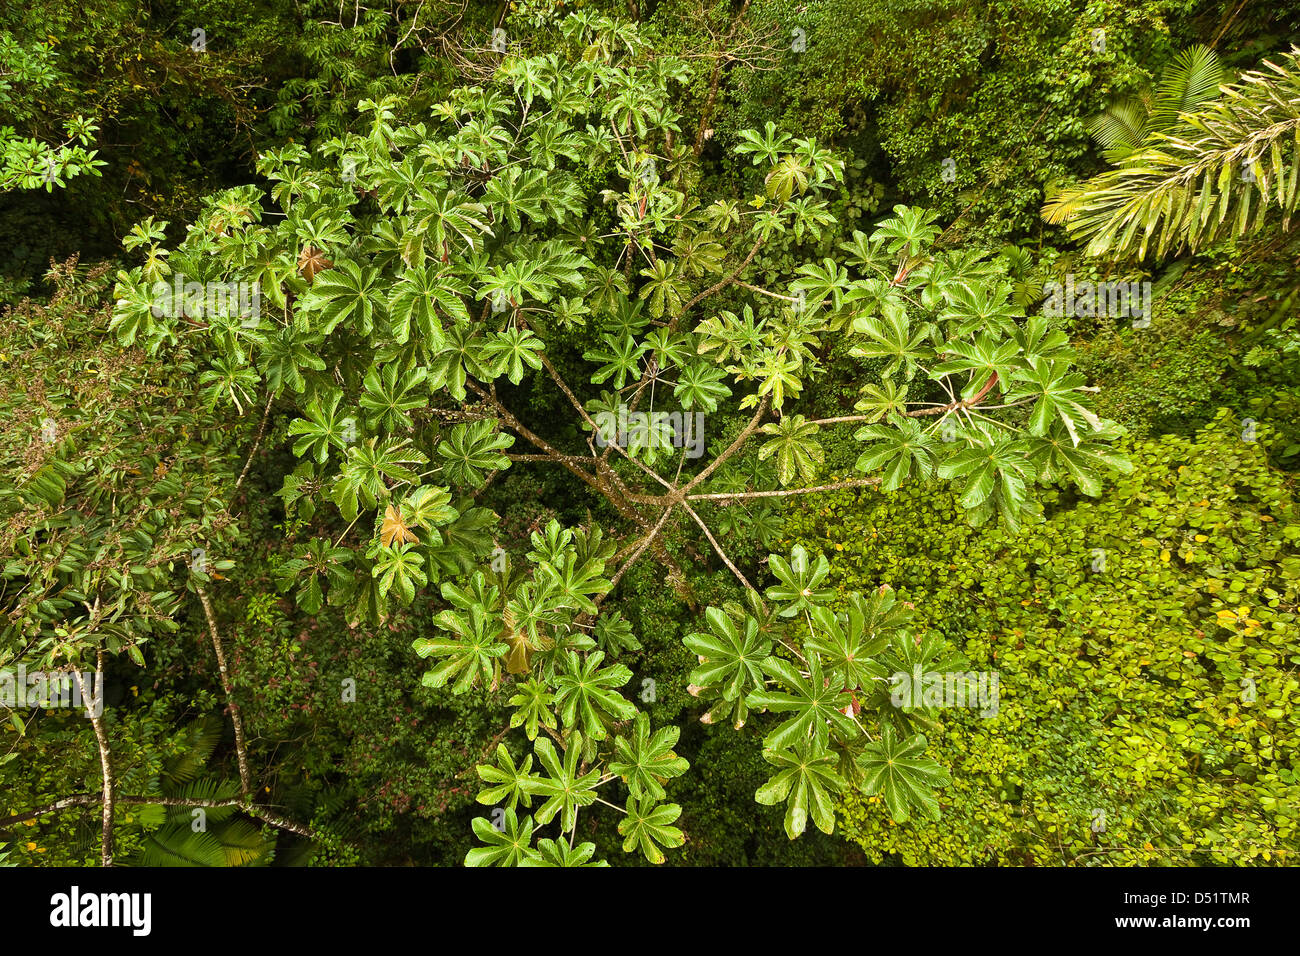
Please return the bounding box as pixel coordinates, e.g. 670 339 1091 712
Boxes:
1 0 1296 869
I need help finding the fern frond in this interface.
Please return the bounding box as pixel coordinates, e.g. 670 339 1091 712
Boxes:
163 714 225 785
131 826 229 867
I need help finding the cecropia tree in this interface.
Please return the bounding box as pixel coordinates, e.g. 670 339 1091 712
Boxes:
107 12 1130 863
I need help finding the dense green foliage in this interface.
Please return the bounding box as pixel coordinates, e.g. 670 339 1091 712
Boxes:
1 0 1296 868
784 412 1298 864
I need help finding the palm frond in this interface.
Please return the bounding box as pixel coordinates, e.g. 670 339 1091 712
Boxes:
1151 45 1226 130
1044 47 1300 261
1089 99 1152 162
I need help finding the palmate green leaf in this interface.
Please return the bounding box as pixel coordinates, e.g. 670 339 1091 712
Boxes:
410 187 492 257
535 549 612 616
684 607 772 703
387 265 464 348
287 388 352 464
617 796 684 864
848 587 914 649
765 154 811 202
1027 421 1134 496
619 410 675 464
413 603 507 694
672 362 732 414
553 649 637 741
277 536 353 614
638 259 684 319
259 325 326 395
735 121 794 166
791 257 851 312
476 743 543 810
787 195 838 242
938 282 1023 339
765 545 834 618
526 519 574 565
1004 357 1101 443
856 726 951 823
641 327 693 371
508 678 558 741
400 484 459 531
593 290 643 338
198 357 261 413
848 305 930 380
594 610 641 654
482 327 545 385
871 204 942 258
371 544 425 605
755 742 849 839
436 420 514 486
426 502 497 579
466 807 534 867
805 605 891 692
521 839 609 867
852 379 909 423
297 260 386 335
426 324 492 401
930 333 1019 400
757 414 823 486
478 258 566 311
672 233 726 277
110 269 164 347
935 435 1037 515
746 653 856 752
583 334 644 389
504 581 563 657
853 415 938 490
532 735 601 832
359 364 428 433
695 304 763 362
1013 314 1073 362
793 135 845 187
878 629 968 721
330 438 427 520
838 228 892 273
440 571 500 613
753 353 804 411
610 713 689 801
484 165 550 231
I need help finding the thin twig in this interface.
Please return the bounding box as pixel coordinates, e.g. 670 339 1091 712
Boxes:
688 476 881 503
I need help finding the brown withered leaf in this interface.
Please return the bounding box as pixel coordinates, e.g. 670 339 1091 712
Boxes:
297 245 334 284
380 504 418 549
499 604 535 675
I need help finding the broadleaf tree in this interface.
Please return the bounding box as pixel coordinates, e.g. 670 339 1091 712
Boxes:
100 12 1130 864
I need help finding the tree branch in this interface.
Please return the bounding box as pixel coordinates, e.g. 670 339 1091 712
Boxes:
604 504 678 594
196 586 252 797
904 372 1000 417
73 652 113 867
687 476 882 503
680 398 768 494
233 392 274 496
679 501 755 591
0 794 314 838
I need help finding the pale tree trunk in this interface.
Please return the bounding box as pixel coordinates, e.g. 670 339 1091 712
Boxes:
197 587 253 796
73 651 113 867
